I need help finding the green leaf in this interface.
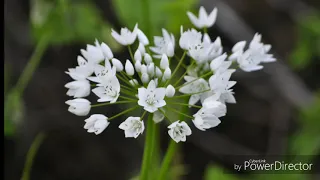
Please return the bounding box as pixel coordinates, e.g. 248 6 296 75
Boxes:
205 164 239 180
31 0 120 48
112 0 196 36
4 90 24 137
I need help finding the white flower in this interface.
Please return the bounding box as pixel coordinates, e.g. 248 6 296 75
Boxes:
111 24 138 45
119 117 145 138
168 121 192 143
111 58 124 72
65 98 91 116
192 94 226 131
179 27 202 50
150 29 175 58
84 114 109 135
165 85 175 97
92 75 120 103
77 56 95 74
87 63 116 84
81 44 104 64
208 70 236 104
187 6 218 29
230 34 276 72
207 37 223 60
179 76 210 106
65 80 90 98
210 53 232 73
136 28 149 45
138 80 166 113
100 42 114 60
188 43 213 64
125 60 135 76
66 66 93 81
153 110 165 123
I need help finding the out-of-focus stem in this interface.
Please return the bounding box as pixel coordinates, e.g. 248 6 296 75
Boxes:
140 113 156 180
21 132 46 180
15 34 50 95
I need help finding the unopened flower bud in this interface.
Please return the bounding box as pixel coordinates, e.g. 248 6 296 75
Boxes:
165 85 175 97
111 58 123 72
125 60 135 76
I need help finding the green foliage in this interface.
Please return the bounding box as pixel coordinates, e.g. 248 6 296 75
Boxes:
31 0 120 49
290 94 320 156
290 12 320 70
4 91 24 137
112 0 196 36
205 165 240 180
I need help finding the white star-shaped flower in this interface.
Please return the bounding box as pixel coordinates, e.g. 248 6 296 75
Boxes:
119 117 145 138
179 27 202 50
84 114 110 135
111 24 138 46
138 80 166 113
192 94 226 131
208 69 236 104
179 76 210 106
150 29 175 58
168 121 192 143
187 6 218 29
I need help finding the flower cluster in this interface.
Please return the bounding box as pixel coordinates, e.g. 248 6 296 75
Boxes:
65 6 276 142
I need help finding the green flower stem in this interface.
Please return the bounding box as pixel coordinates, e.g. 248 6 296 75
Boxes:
15 34 51 95
128 46 134 60
116 74 135 87
176 71 213 89
108 106 139 121
157 140 177 180
140 113 156 180
167 102 202 109
91 100 136 108
157 97 188 180
169 89 211 99
120 89 137 98
140 111 147 120
203 27 207 34
21 132 46 180
173 61 196 86
169 108 193 119
119 96 137 101
165 51 187 86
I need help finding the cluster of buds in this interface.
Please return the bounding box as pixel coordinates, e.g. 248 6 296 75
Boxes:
65 6 276 143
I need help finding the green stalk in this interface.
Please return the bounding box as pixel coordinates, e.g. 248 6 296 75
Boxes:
21 132 46 180
141 0 152 38
91 100 136 108
108 106 139 121
15 34 51 95
157 140 177 180
140 113 156 180
165 51 187 86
